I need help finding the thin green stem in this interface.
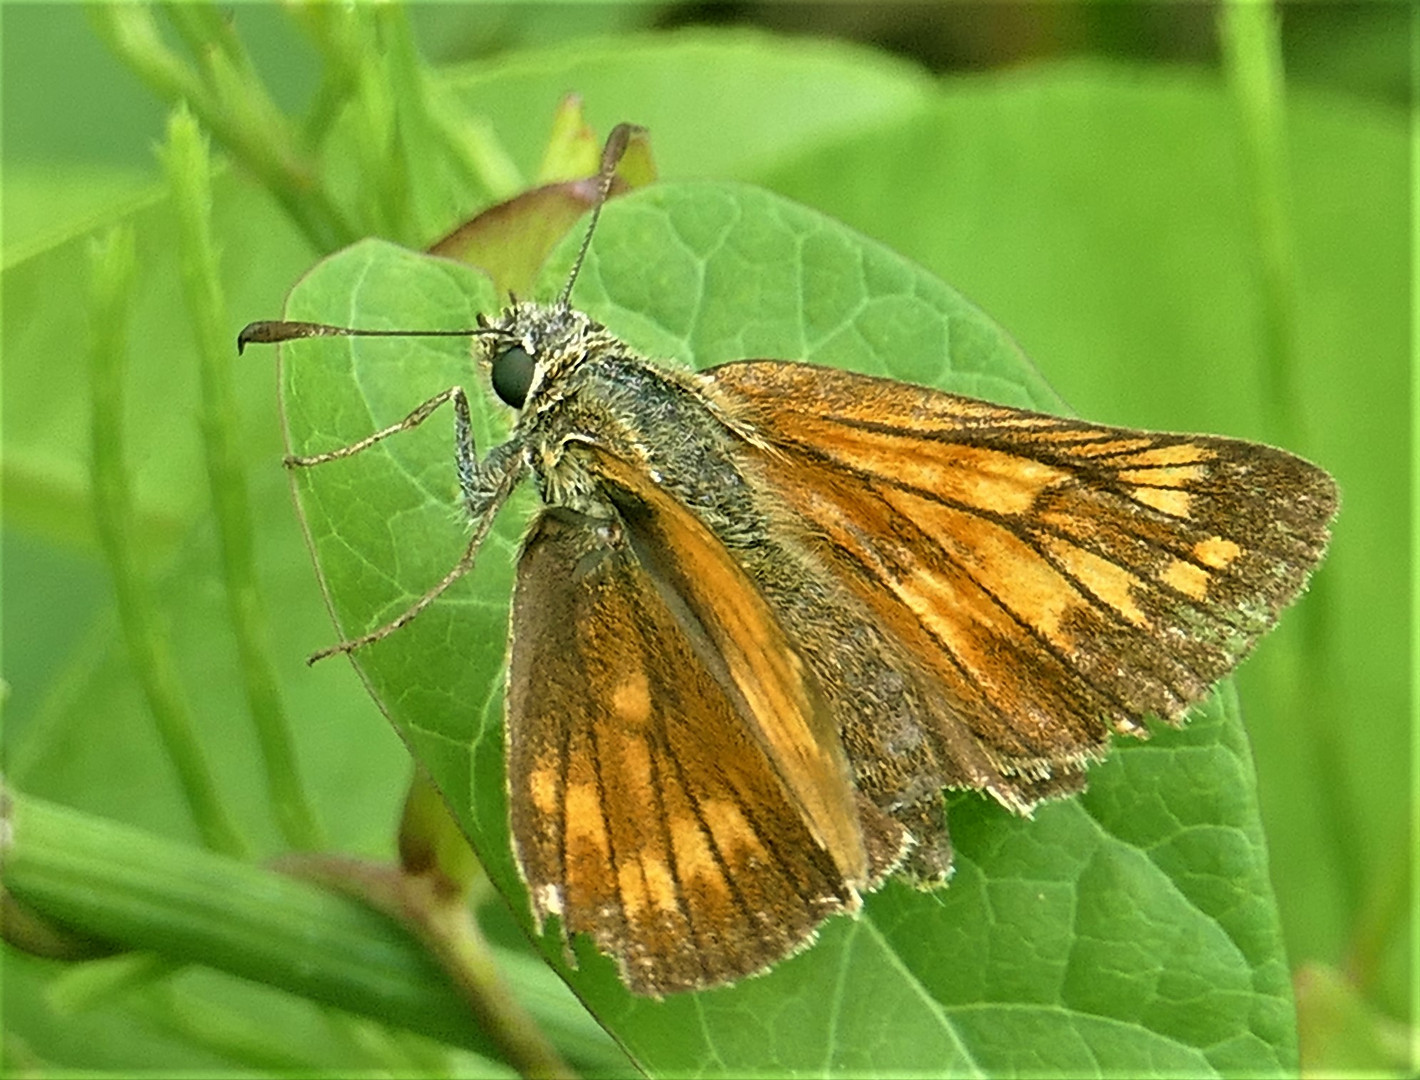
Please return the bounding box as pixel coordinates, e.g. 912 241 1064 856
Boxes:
429 892 577 1080
285 852 577 1080
283 6 369 170
1411 20 1420 1047
1342 821 1412 997
1219 0 1354 915
430 105 525 204
359 10 416 241
285 5 401 240
1218 0 1303 448
287 3 519 242
47 953 179 1014
380 11 523 234
160 0 244 67
162 106 326 852
0 887 119 961
89 3 355 251
87 227 248 860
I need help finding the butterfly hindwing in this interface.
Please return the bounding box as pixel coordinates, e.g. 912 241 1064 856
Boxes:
506 504 864 995
588 447 878 885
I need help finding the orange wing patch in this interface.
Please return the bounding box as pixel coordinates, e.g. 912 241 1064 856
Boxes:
1194 535 1243 569
1160 558 1211 601
1037 534 1150 629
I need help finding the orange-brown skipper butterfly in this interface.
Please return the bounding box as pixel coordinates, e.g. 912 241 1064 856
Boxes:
241 125 1337 996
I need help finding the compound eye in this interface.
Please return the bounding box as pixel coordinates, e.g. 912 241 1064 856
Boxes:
491 345 535 408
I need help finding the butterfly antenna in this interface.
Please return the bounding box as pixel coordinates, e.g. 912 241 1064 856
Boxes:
238 124 643 352
236 319 487 353
557 122 643 311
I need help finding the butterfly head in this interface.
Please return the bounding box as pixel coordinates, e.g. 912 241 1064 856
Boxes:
477 124 646 414
476 300 607 412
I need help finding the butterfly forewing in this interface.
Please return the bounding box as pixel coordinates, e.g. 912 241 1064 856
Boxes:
506 508 862 995
707 360 1338 803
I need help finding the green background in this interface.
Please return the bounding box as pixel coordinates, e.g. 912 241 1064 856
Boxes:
2 4 1409 1077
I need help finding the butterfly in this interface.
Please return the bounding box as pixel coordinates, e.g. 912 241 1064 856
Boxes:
241 124 1338 996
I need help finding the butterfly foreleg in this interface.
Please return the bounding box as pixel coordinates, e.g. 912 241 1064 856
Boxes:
450 384 521 524
300 386 527 664
284 385 469 468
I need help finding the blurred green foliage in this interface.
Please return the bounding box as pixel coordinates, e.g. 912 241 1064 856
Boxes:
2 4 1408 1077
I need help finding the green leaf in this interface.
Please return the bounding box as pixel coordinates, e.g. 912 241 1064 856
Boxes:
439 29 935 180
280 182 1293 1076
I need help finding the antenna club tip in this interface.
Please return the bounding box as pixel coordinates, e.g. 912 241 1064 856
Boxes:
237 321 293 352
603 123 647 167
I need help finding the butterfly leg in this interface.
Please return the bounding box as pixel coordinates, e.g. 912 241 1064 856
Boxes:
284 386 467 467
451 383 522 523
297 386 527 663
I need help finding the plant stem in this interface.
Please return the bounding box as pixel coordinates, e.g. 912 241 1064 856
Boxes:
87 226 248 860
162 105 327 852
0 787 622 1072
285 853 578 1080
1218 0 1302 448
89 3 355 252
1219 0 1354 916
